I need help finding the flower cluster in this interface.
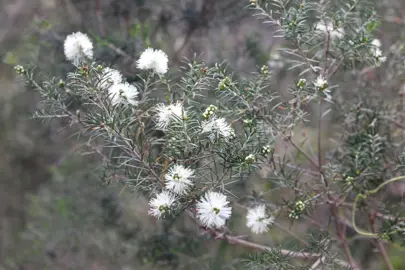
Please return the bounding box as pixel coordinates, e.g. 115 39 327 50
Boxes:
202 105 218 119
296 78 306 89
148 164 194 218
63 33 142 106
148 165 233 229
218 77 231 91
261 145 272 155
289 200 306 220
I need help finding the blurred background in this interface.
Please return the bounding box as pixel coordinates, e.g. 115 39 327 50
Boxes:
0 0 405 269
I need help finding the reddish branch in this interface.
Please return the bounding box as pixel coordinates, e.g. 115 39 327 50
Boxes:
369 213 394 270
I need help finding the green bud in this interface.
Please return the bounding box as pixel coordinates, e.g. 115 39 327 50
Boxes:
245 154 256 165
260 65 269 75
261 145 272 154
296 78 306 89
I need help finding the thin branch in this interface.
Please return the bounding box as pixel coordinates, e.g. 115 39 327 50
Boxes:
95 0 105 37
184 211 353 268
369 213 395 270
330 201 360 270
288 138 322 172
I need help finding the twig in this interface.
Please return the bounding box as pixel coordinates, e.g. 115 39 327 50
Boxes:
317 98 327 187
288 138 322 172
184 211 353 268
369 213 395 270
95 0 105 37
330 201 360 270
309 256 324 270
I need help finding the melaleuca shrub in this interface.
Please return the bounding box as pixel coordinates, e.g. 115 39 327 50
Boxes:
15 0 405 269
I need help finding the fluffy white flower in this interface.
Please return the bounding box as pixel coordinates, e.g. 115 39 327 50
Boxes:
137 48 169 74
64 32 93 65
371 39 382 48
165 164 195 194
373 48 386 60
315 22 344 39
373 48 387 66
108 82 139 106
370 40 386 66
201 117 234 141
268 52 284 69
313 75 332 102
148 191 176 219
246 205 275 234
196 191 232 228
155 102 186 129
313 75 328 90
100 67 123 90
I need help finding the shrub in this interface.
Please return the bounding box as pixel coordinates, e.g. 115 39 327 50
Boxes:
16 0 405 269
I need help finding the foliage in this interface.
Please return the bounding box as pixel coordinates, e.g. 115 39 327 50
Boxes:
10 0 405 269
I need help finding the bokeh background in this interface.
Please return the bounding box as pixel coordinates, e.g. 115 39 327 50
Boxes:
1 0 405 269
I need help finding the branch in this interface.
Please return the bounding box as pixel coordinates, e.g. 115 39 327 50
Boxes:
288 138 322 172
369 213 395 270
330 199 360 270
185 211 352 268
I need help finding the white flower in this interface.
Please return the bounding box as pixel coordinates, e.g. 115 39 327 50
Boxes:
246 205 275 234
315 22 344 39
165 164 195 194
313 75 328 90
313 76 332 102
137 48 169 74
370 40 386 67
148 191 176 219
155 102 186 129
108 82 139 106
201 117 234 141
268 52 284 69
373 48 386 62
100 67 123 90
64 32 93 65
371 39 382 48
196 191 232 228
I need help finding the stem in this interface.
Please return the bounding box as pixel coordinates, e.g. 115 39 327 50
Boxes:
352 175 405 237
288 138 321 171
317 99 327 187
330 202 359 269
369 213 394 270
95 0 105 37
183 210 353 268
